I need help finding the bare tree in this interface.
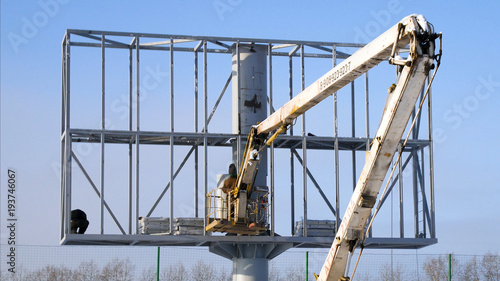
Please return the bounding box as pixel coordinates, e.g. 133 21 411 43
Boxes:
354 271 375 281
20 270 42 281
379 262 404 281
283 266 304 281
2 267 33 281
27 264 75 281
423 255 447 281
190 260 217 281
217 267 232 281
481 252 500 281
100 258 135 281
268 263 281 281
74 260 101 281
461 256 480 281
139 265 157 281
423 254 460 281
161 262 188 281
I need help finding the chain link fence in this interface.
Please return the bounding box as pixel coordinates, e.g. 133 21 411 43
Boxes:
1 244 498 280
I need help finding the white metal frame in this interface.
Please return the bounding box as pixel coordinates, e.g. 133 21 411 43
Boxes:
60 30 436 249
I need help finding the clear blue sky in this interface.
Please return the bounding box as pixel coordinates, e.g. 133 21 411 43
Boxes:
1 0 499 258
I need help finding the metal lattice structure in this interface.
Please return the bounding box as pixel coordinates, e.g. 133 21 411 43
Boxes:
60 30 436 250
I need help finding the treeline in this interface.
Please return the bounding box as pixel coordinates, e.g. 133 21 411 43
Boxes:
356 252 500 281
422 252 500 281
1 252 499 281
0 259 304 281
1 259 135 281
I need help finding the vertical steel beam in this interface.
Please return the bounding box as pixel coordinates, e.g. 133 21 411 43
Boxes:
169 37 175 234
427 76 436 238
414 87 425 138
365 72 370 148
66 35 72 238
377 153 413 209
60 35 66 239
60 36 66 239
411 107 417 139
365 71 372 238
398 144 404 238
333 45 340 233
351 82 356 190
135 36 140 234
412 149 419 237
65 136 72 237
235 41 240 135
62 32 72 237
194 137 199 217
128 45 133 234
268 43 275 236
300 44 307 237
237 135 241 174
194 42 200 218
100 34 106 234
203 40 208 235
413 87 425 237
414 153 432 236
60 36 66 139
101 37 106 132
135 36 140 125
234 41 241 174
420 148 427 237
289 52 295 235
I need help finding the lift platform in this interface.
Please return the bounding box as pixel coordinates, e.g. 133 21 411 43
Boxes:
205 174 269 235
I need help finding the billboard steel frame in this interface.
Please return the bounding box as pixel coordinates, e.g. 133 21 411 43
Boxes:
60 30 436 248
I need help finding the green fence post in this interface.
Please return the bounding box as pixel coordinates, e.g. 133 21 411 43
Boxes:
306 251 309 281
157 246 161 281
448 253 452 281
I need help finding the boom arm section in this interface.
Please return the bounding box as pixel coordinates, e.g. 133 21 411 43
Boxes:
256 15 434 135
234 15 437 201
232 14 439 280
317 15 438 281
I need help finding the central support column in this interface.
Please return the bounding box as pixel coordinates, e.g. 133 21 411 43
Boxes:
233 258 268 281
232 43 268 183
213 43 280 281
209 242 293 281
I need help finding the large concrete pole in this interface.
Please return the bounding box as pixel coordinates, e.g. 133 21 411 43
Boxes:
232 44 268 187
230 43 269 280
233 258 269 281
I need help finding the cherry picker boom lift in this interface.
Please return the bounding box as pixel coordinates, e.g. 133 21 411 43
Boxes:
207 14 441 280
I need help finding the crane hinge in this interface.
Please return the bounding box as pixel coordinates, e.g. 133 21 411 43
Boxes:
388 56 411 66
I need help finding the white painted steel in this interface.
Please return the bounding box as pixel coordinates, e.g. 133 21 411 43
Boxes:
60 24 438 254
229 14 437 281
318 55 434 281
233 258 268 281
256 16 415 135
315 15 436 281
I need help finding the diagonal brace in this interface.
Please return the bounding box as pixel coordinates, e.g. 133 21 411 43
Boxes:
292 149 336 216
71 151 126 234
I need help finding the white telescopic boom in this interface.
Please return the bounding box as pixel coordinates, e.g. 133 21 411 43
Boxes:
256 14 434 135
235 16 438 280
316 15 438 281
